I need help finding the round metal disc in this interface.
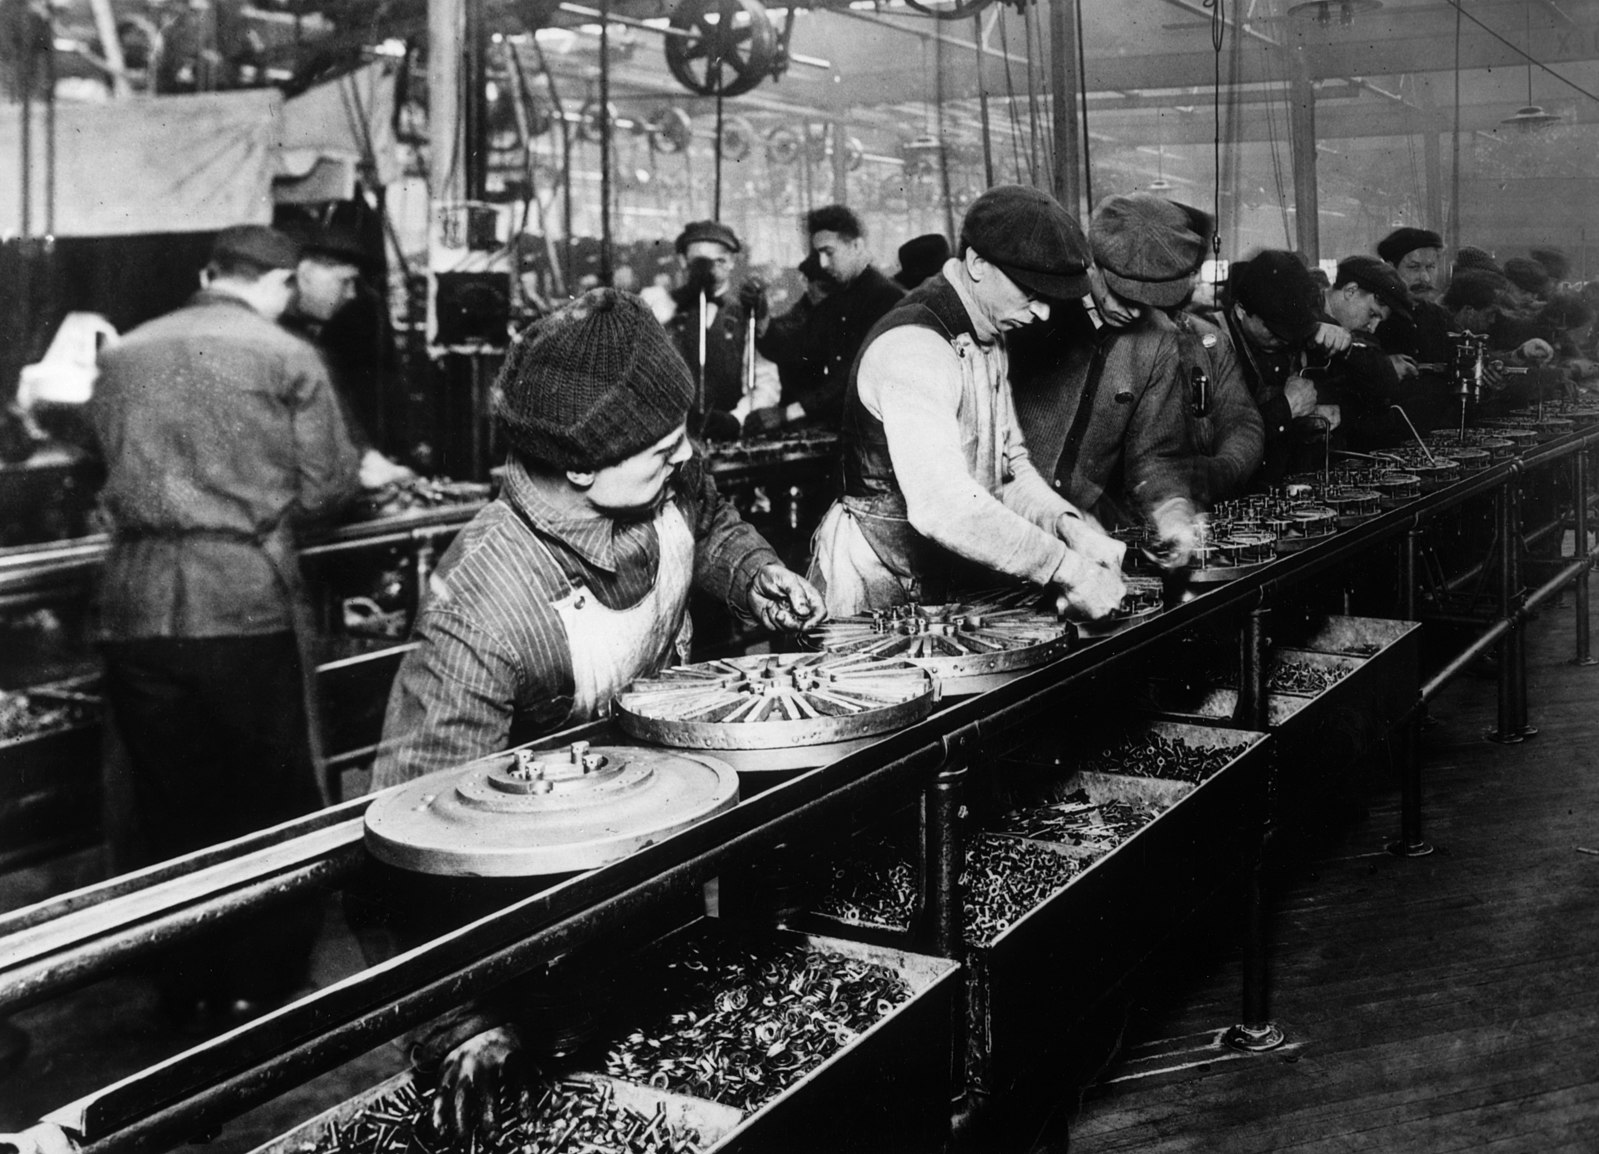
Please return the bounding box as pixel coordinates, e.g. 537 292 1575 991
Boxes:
364 743 739 877
612 652 936 771
799 589 1075 696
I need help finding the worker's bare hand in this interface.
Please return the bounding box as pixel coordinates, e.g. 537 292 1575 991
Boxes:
1389 354 1418 380
1051 553 1125 621
1311 322 1353 354
1284 376 1318 418
1054 509 1126 570
431 1026 528 1142
360 448 416 490
749 564 827 632
1313 403 1342 431
1518 338 1555 364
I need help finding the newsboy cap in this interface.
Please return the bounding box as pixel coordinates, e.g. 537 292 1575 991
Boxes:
210 225 301 270
674 220 741 256
894 233 952 289
1376 227 1442 266
960 184 1091 300
1502 257 1552 296
1334 255 1413 321
1530 246 1571 282
495 288 694 471
1229 250 1322 345
1089 193 1212 309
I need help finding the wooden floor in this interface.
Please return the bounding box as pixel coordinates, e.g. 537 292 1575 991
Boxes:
1062 589 1599 1153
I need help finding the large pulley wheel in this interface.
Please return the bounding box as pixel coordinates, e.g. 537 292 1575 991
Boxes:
614 652 937 772
646 106 693 154
364 742 739 877
664 0 779 99
801 588 1075 697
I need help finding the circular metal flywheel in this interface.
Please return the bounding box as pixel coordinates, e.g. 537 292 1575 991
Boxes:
801 589 1075 696
664 0 779 98
364 742 739 877
613 652 937 772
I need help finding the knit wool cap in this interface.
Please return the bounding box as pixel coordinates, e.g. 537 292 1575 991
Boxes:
1334 255 1413 321
210 225 301 270
1444 269 1508 312
1502 256 1552 296
1375 226 1442 265
960 184 1091 300
494 288 694 471
1229 250 1322 344
1530 246 1571 282
894 233 952 289
1454 246 1502 276
674 220 741 256
1089 193 1212 308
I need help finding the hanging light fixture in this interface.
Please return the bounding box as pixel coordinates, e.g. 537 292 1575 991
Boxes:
1501 3 1560 131
1286 0 1382 28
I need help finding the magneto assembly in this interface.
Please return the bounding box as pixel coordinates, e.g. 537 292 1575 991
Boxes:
801 588 1076 696
364 741 739 876
613 652 937 772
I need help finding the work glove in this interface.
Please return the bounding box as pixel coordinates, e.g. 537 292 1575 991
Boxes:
1051 551 1125 621
431 1026 529 1142
743 405 787 437
1147 497 1201 571
1054 509 1126 571
747 563 827 632
738 277 769 322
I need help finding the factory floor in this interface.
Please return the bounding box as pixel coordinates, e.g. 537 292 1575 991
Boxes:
3 588 1599 1153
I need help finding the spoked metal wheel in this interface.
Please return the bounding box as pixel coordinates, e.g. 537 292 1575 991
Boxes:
613 652 937 772
664 0 780 98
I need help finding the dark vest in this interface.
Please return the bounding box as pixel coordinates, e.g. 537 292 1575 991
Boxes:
837 274 986 586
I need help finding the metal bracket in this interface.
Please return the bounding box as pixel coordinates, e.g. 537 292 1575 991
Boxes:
940 720 984 766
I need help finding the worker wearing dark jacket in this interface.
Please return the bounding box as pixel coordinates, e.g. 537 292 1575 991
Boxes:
749 204 904 433
1310 256 1413 451
1172 310 1264 503
90 225 362 1029
1374 226 1456 438
1010 194 1201 561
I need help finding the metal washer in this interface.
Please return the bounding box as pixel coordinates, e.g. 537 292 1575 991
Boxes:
364 742 739 877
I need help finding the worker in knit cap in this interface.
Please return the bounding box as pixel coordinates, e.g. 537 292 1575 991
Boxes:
375 287 823 788
367 289 824 1134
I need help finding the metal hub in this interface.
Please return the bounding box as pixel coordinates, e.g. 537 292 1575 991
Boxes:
613 652 937 771
802 589 1075 696
364 742 739 877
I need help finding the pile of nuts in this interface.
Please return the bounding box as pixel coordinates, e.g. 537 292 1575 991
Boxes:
603 931 912 1112
0 690 95 743
989 790 1165 850
1077 731 1245 783
961 834 1082 946
813 849 918 929
303 1075 706 1154
1268 657 1351 696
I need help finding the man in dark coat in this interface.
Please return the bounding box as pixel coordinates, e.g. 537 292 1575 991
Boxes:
748 204 904 434
1010 193 1203 561
1311 255 1415 450
1373 226 1458 436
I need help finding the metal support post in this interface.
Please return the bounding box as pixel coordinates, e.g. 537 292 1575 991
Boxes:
922 753 968 964
1574 449 1596 666
1225 603 1284 1052
1487 484 1523 744
1508 480 1537 738
1389 528 1433 857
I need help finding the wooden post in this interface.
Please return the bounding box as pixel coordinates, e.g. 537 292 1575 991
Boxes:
1285 52 1319 262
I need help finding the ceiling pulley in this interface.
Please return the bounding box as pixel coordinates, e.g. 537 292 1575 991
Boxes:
720 115 757 162
664 0 780 98
765 125 801 166
576 98 618 144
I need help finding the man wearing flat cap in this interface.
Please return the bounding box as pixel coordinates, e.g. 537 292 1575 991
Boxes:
1373 226 1460 431
1309 256 1418 450
1203 249 1353 486
90 223 363 1028
808 184 1124 618
660 219 778 440
1010 193 1221 556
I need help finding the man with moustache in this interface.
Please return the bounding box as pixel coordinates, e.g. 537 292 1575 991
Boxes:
1374 227 1456 435
807 184 1124 619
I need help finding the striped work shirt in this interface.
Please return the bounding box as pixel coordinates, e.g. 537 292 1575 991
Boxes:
371 453 779 786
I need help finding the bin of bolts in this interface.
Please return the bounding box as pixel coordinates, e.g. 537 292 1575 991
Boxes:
600 925 916 1114
811 836 920 934
266 1069 737 1154
0 684 98 744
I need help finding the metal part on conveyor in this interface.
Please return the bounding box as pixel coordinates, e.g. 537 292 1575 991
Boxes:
799 590 1075 695
12 426 1599 1154
363 743 740 876
614 652 937 770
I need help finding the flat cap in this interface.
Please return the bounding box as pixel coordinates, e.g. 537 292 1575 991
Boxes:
1502 256 1552 296
1376 226 1442 265
895 233 952 289
210 225 300 270
299 224 373 269
1454 246 1502 276
1443 269 1508 312
1334 255 1413 321
1530 246 1571 281
1090 193 1212 308
1229 250 1321 345
674 220 741 256
960 184 1091 300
